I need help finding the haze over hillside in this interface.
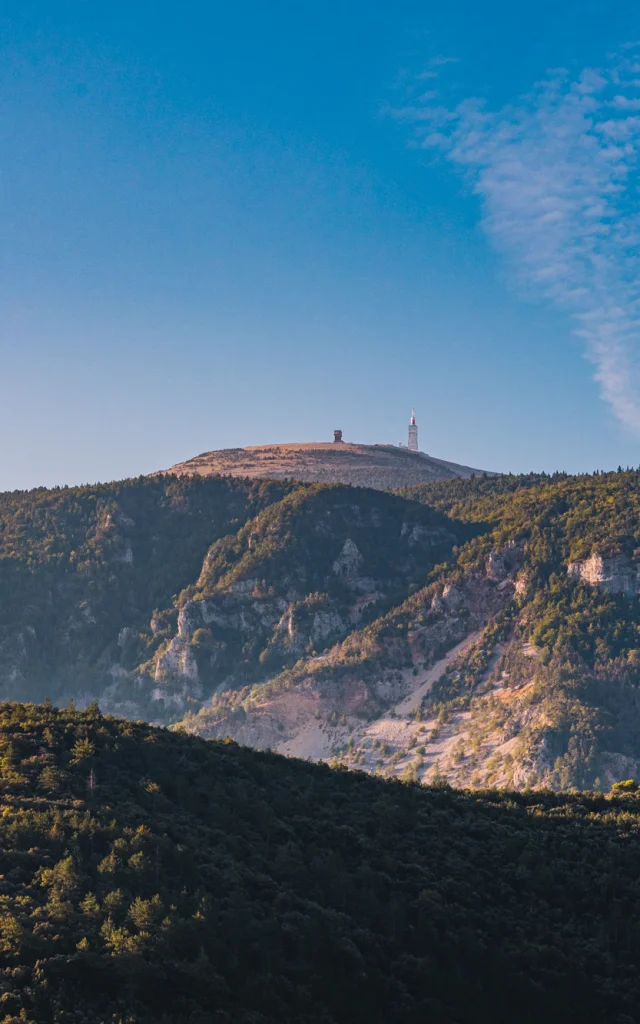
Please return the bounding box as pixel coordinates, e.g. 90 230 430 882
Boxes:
172 469 640 792
164 440 488 490
3 467 640 792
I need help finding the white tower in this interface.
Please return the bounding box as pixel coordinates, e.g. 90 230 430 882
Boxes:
408 408 418 452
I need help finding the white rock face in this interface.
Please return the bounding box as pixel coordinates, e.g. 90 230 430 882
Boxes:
152 628 203 708
228 578 259 596
311 610 346 643
486 550 507 581
178 602 207 639
332 538 363 578
401 522 434 545
441 583 464 610
155 636 200 685
515 572 530 598
151 678 202 709
567 553 639 595
119 543 134 564
80 604 97 624
177 595 284 640
117 627 135 647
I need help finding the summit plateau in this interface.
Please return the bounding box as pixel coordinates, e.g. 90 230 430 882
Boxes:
163 440 486 491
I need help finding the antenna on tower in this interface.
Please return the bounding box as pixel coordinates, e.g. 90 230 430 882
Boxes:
408 408 418 452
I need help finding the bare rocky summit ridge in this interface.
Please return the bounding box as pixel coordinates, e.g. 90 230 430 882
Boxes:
164 441 488 490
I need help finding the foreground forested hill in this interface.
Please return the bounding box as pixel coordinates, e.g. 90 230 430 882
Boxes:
3 701 640 1024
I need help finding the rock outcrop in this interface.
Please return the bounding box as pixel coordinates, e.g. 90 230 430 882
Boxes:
567 553 640 595
178 541 526 752
139 488 462 712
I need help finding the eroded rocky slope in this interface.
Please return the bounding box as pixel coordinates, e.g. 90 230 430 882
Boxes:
4 468 640 791
140 485 467 713
176 542 524 761
177 471 640 791
0 476 469 723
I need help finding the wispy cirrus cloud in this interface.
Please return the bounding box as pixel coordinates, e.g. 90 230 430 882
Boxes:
396 54 640 432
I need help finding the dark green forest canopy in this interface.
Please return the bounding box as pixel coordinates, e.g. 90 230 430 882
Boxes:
0 475 289 569
2 701 640 1024
402 468 640 562
189 482 462 599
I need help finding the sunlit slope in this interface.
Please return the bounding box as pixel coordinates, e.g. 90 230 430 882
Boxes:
180 470 640 792
164 441 488 490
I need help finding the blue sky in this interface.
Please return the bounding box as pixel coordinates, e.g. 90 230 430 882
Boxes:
1 0 640 489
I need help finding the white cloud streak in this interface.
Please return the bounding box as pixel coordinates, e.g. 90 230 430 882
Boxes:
398 55 640 432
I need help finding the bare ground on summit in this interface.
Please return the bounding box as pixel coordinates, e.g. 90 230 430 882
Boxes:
164 442 487 490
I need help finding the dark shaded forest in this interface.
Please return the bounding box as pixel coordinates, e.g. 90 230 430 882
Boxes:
2 701 640 1023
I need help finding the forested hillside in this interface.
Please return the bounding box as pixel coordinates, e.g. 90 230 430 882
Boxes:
0 476 467 722
0 475 290 709
145 484 467 711
3 701 640 1024
5 468 640 791
180 469 640 792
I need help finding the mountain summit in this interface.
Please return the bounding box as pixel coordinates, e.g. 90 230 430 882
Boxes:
164 441 487 490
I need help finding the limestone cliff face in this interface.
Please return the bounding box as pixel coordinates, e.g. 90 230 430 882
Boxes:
567 553 640 595
148 582 360 711
178 521 640 795
413 545 524 661
142 488 462 713
152 636 202 707
178 542 526 750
